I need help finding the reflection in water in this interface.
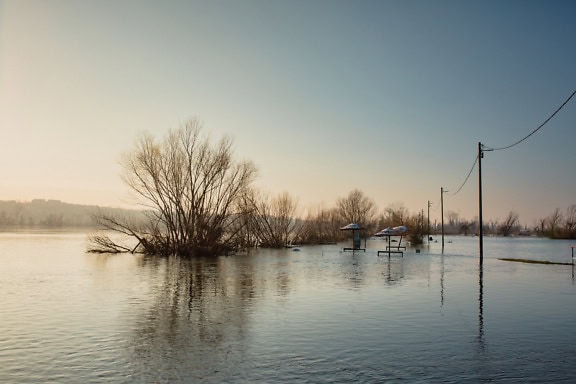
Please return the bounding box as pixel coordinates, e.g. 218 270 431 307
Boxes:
273 260 291 297
344 253 366 289
470 262 488 381
125 249 416 379
440 254 445 307
122 250 301 381
382 256 405 286
3 236 576 383
477 264 485 353
127 256 259 381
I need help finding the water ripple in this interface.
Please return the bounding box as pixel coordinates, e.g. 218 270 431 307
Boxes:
1 234 576 382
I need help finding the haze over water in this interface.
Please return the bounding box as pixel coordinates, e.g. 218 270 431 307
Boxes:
1 231 576 383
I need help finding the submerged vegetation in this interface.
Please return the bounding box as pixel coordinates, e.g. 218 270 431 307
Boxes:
91 119 257 256
87 119 429 256
5 119 568 256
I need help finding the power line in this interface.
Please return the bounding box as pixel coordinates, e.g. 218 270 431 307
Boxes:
447 154 478 196
484 89 576 151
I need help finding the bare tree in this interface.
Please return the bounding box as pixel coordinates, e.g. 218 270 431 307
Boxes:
381 202 409 227
564 204 576 238
87 234 134 253
536 217 547 234
298 205 342 244
406 211 425 245
546 208 563 238
460 221 472 236
89 119 257 256
498 210 519 236
447 211 460 228
336 189 377 230
245 191 301 248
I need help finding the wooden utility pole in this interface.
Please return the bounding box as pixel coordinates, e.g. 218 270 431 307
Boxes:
427 200 431 244
441 187 446 253
478 142 484 265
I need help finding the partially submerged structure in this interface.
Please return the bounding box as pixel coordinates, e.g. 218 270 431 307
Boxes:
340 223 366 252
375 225 408 257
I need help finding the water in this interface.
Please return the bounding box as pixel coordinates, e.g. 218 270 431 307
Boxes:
1 231 576 383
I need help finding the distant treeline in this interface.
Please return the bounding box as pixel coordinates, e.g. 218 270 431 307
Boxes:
0 199 142 228
427 205 576 239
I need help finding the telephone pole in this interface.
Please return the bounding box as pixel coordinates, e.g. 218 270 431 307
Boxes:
441 187 446 253
427 200 431 244
478 142 487 265
477 143 492 264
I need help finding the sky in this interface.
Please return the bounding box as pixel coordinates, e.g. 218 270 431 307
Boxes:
1 0 575 226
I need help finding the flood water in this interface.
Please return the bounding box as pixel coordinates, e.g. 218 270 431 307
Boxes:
1 231 576 383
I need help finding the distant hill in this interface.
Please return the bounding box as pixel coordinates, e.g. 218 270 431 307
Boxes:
0 199 144 228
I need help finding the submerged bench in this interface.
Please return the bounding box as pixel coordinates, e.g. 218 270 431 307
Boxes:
378 249 403 257
386 245 406 250
344 247 366 252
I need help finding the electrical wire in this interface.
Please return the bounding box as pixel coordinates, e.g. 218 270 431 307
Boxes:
447 154 478 196
437 89 574 204
484 89 576 151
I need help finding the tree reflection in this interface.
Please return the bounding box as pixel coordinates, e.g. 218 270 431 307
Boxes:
122 249 299 380
125 255 261 381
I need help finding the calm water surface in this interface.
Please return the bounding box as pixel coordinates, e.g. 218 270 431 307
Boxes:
1 232 576 383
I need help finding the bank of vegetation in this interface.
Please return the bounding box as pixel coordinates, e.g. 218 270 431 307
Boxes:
434 206 576 240
4 120 572 256
85 119 427 256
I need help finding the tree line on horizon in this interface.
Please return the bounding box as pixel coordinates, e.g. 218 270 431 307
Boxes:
82 119 575 257
2 197 571 242
427 207 576 239
0 199 144 228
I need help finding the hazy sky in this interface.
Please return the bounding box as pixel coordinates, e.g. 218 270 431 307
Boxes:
1 0 575 225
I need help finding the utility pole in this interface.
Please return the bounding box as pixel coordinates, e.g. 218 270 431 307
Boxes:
427 200 431 244
441 187 446 253
478 142 484 265
421 209 424 243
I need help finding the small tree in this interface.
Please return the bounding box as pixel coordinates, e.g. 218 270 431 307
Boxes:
498 210 519 236
564 204 576 239
298 205 342 244
546 208 563 238
406 212 425 245
336 189 378 239
90 119 257 256
536 217 547 235
381 202 409 227
245 191 301 248
460 221 472 236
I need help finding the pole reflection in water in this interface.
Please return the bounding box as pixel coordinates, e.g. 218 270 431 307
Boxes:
346 253 366 290
477 264 485 350
440 254 445 307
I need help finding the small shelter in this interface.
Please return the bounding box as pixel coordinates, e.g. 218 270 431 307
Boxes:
340 223 365 252
375 225 408 257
